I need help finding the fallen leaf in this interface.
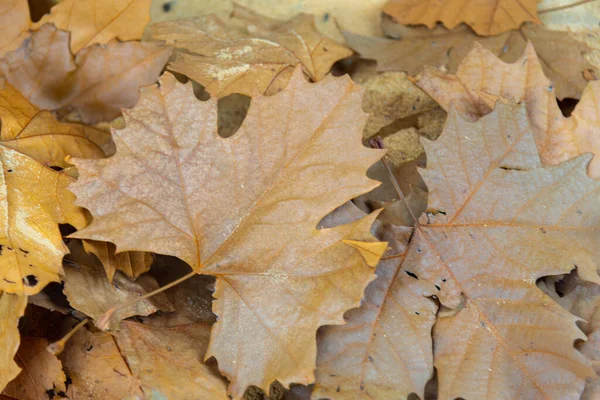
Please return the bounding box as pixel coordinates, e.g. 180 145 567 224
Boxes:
0 83 113 168
82 240 152 283
537 0 600 31
0 145 86 295
0 293 26 392
405 102 598 399
1 24 172 123
347 20 590 100
150 10 351 97
33 0 152 53
0 0 30 57
60 326 143 398
63 240 173 330
3 337 66 399
116 318 229 399
383 0 540 35
68 69 386 397
150 0 232 24
414 42 600 178
313 202 436 399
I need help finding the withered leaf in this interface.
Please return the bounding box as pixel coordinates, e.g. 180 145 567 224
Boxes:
406 103 598 399
347 21 589 100
1 24 172 123
150 10 351 97
0 0 30 57
33 0 152 53
383 0 540 35
82 240 152 283
69 69 386 397
0 293 26 391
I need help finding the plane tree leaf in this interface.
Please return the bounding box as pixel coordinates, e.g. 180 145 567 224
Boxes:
150 9 352 97
68 68 387 397
415 42 600 178
403 102 599 399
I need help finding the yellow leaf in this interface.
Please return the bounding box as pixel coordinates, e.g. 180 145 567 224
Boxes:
343 240 387 267
0 292 26 391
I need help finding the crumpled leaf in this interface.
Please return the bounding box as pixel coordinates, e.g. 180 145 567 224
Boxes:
0 0 30 57
68 68 387 397
0 292 26 392
0 83 113 168
63 240 173 331
82 240 152 283
313 202 436 399
3 337 66 399
383 0 540 35
406 102 598 399
346 20 590 100
0 145 86 295
0 24 172 123
150 9 352 97
116 318 229 399
415 42 600 178
60 326 144 398
33 0 152 53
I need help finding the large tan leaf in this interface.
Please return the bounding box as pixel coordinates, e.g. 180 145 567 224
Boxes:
3 337 66 399
116 318 229 399
63 240 172 330
313 202 436 399
383 0 540 35
415 42 600 178
69 69 386 397
0 24 172 123
0 293 26 392
346 21 589 100
33 0 152 53
82 240 152 282
150 10 351 97
0 0 30 57
0 146 86 295
403 103 598 399
60 327 143 398
0 83 113 168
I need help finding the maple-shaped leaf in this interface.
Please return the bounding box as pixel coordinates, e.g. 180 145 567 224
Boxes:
346 21 589 100
59 327 144 398
69 68 387 397
0 83 113 168
32 0 151 53
150 9 352 97
3 337 66 399
0 292 26 392
0 24 172 123
0 0 30 57
415 42 600 178
383 0 540 35
312 202 437 399
402 102 598 399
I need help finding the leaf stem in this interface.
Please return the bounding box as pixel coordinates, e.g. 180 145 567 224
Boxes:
47 318 88 355
96 270 197 331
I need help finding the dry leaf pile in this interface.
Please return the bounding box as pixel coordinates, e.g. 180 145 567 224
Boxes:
0 1 599 400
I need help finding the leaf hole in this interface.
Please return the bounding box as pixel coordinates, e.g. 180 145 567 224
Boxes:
404 270 419 280
23 274 38 287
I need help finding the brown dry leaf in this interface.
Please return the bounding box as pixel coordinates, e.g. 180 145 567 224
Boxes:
415 42 600 178
116 318 229 399
347 20 590 100
383 0 540 35
405 102 598 399
68 69 386 397
3 337 66 399
0 293 26 392
0 24 172 123
0 83 113 168
0 0 30 58
33 0 152 53
0 145 86 295
150 10 351 97
63 240 173 330
82 240 152 283
60 327 143 398
538 0 600 31
313 203 436 399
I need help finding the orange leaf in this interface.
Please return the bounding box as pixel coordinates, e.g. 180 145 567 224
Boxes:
68 68 386 397
383 0 540 36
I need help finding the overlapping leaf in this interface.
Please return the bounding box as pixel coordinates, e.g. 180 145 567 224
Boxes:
68 68 386 397
0 293 26 391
